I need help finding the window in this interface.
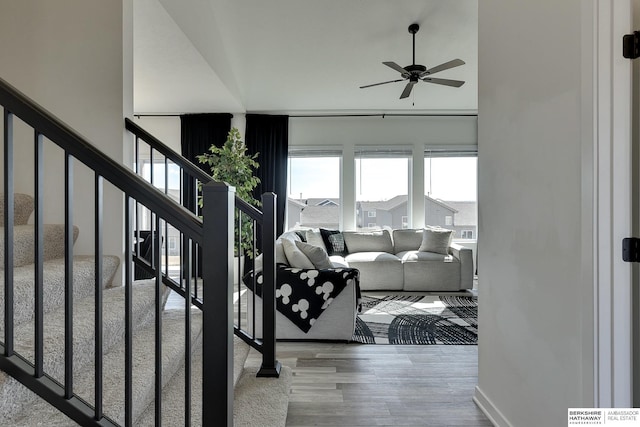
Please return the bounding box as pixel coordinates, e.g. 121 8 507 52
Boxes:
287 148 341 230
356 147 410 231
401 216 409 229
425 149 477 241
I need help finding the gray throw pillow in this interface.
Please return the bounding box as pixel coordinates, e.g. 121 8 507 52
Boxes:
295 241 333 270
282 238 315 269
418 228 453 255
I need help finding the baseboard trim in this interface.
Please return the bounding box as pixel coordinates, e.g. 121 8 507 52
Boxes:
473 386 513 427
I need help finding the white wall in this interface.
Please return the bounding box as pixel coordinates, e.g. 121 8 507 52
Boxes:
476 1 632 425
133 116 182 153
0 1 133 284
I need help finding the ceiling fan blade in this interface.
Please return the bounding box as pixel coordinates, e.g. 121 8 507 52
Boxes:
360 79 405 89
383 61 410 76
400 82 416 99
422 77 465 87
421 59 465 76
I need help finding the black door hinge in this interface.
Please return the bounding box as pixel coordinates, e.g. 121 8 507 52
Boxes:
622 238 640 262
623 31 640 59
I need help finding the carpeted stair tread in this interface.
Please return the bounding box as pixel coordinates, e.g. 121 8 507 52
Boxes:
10 308 203 427
0 280 161 422
234 360 293 427
135 337 289 427
0 193 34 226
0 224 80 269
234 336 251 388
0 255 120 327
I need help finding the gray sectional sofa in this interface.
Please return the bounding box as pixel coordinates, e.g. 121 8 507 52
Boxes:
306 228 474 292
246 227 474 341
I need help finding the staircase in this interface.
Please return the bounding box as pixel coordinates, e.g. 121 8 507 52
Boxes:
0 194 291 426
0 77 291 426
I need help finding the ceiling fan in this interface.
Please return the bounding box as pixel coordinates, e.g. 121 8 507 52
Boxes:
360 23 466 99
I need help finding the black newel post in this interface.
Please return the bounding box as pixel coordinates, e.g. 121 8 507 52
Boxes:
201 181 234 427
257 192 281 378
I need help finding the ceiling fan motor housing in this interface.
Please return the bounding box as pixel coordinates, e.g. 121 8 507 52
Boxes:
404 64 427 74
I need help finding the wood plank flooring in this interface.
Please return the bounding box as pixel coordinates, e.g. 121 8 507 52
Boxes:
247 343 491 427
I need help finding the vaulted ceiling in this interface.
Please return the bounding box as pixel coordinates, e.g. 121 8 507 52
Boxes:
134 0 477 115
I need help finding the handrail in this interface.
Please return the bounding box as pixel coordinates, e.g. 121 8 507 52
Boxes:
0 75 279 427
125 118 263 221
0 78 203 243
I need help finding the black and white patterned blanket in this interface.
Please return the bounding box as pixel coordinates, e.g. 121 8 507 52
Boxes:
244 266 360 333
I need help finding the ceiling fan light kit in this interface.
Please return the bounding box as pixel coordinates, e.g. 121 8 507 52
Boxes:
360 23 466 99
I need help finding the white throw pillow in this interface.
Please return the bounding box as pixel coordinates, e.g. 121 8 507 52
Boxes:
305 229 328 252
275 240 288 264
281 238 315 269
295 241 333 270
418 228 453 255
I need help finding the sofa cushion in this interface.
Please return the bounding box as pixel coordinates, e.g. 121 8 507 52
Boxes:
392 229 424 253
320 228 349 256
305 229 328 252
398 250 451 262
329 255 349 268
342 230 393 253
344 252 403 291
400 250 461 291
419 227 453 255
295 241 332 269
281 238 314 269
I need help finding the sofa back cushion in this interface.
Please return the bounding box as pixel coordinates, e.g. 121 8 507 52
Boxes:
342 230 393 253
392 229 424 253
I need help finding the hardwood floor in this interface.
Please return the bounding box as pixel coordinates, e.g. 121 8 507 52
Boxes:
247 342 490 427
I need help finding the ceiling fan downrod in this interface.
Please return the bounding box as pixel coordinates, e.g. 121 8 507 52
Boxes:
409 23 419 66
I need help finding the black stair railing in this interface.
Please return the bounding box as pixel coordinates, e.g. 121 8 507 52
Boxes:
124 118 280 369
0 76 279 427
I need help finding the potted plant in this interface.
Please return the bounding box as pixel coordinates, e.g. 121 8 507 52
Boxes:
197 127 260 263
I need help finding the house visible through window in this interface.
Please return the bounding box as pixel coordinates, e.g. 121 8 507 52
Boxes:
355 147 410 231
425 150 477 241
287 149 341 230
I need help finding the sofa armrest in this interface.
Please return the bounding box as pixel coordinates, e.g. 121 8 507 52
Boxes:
449 242 473 289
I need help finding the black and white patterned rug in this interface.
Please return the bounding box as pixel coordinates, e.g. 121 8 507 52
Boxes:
351 294 478 345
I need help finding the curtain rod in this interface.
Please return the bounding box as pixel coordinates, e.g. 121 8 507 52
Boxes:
134 114 182 118
134 113 478 118
288 113 477 118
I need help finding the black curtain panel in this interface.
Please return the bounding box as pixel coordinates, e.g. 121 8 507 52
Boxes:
180 113 232 214
245 114 289 237
181 113 231 278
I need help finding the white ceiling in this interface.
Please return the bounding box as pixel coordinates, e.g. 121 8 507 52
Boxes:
134 0 477 115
